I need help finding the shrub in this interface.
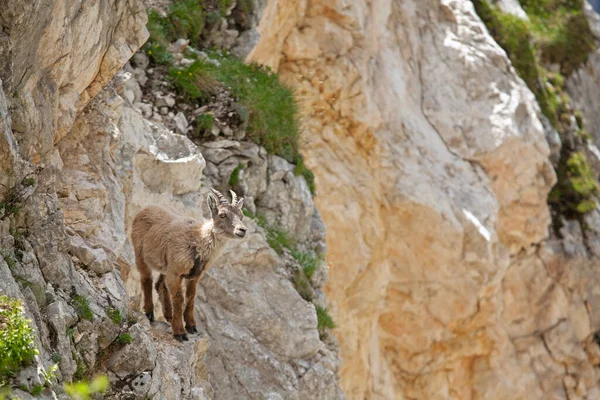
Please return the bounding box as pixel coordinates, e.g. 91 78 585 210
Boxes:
0 296 39 383
72 296 93 321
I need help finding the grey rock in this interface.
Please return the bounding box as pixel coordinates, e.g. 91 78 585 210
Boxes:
108 324 157 379
174 112 189 135
155 94 176 108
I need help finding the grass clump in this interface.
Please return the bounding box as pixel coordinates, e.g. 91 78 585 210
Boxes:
204 53 301 163
255 215 294 255
549 151 599 216
2 253 16 269
316 305 335 332
193 114 214 137
168 61 219 102
229 164 245 187
115 333 133 345
144 10 174 65
64 375 109 400
520 0 595 74
72 296 93 321
105 307 122 325
0 296 39 383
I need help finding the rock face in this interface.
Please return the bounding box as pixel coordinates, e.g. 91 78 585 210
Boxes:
0 0 343 399
249 0 600 399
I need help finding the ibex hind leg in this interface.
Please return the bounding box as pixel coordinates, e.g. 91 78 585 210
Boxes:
136 253 154 322
184 276 201 334
155 274 173 322
165 275 188 341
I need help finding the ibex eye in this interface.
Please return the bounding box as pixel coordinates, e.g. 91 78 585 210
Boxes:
219 213 226 218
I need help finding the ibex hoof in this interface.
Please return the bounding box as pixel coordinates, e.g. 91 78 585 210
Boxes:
145 311 155 322
174 334 189 342
186 326 198 334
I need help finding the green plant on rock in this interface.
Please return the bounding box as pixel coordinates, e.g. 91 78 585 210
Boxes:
71 296 93 321
105 307 122 325
549 151 599 216
0 296 39 384
293 270 313 302
115 333 133 345
315 305 335 333
229 164 245 187
168 61 219 102
193 113 214 137
520 0 595 74
64 375 109 400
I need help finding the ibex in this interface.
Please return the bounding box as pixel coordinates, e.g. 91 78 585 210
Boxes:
131 188 246 341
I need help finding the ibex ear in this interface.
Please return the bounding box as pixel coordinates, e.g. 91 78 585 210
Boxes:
236 197 244 210
207 193 219 215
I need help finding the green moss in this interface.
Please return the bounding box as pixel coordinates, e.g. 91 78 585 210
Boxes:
0 296 39 383
315 305 335 332
115 333 133 345
293 270 313 301
72 296 93 321
229 164 244 187
105 307 122 325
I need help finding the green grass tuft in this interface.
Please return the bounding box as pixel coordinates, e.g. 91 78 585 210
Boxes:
72 296 93 321
168 61 219 102
105 307 122 325
30 385 43 396
229 164 245 187
115 333 133 345
316 305 335 332
0 296 39 383
255 215 295 255
51 352 61 364
193 114 214 137
64 375 109 400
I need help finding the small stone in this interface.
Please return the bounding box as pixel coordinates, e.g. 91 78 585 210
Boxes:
174 112 189 135
168 38 190 54
160 107 169 115
155 94 176 108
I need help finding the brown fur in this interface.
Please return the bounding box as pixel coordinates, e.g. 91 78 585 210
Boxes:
131 189 245 340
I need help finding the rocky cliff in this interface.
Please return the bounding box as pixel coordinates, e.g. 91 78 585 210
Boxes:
249 0 600 399
5 0 600 399
0 0 342 399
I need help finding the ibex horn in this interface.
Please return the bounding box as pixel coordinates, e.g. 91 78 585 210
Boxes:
230 190 238 206
211 188 228 205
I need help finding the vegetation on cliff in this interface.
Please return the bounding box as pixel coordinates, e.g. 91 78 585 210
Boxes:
473 0 599 230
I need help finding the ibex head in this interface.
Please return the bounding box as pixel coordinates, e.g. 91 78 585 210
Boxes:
207 188 246 239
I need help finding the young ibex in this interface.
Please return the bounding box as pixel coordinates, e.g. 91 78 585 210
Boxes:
132 188 246 341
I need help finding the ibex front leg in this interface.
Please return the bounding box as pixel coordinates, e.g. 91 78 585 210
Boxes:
184 276 201 334
165 275 187 341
